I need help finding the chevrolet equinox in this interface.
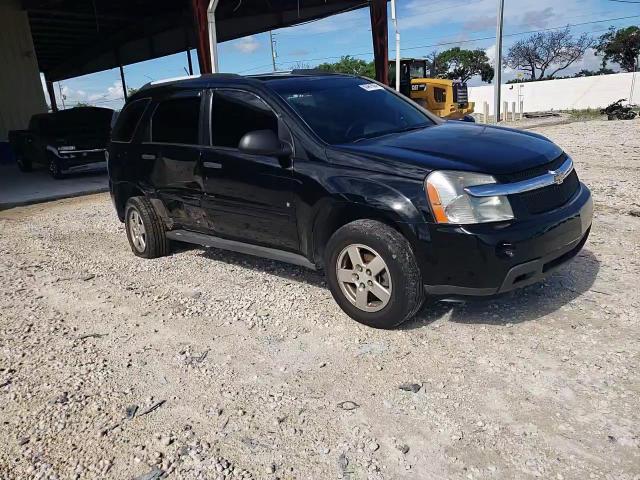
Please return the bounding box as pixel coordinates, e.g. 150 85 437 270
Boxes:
108 72 593 329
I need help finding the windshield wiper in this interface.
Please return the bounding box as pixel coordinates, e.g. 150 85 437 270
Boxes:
350 123 431 143
392 123 431 133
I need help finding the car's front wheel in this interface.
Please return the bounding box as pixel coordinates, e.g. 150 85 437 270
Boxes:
48 154 63 179
325 219 424 329
124 196 170 259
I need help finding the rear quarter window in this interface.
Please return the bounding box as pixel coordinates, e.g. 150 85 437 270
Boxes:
112 99 149 142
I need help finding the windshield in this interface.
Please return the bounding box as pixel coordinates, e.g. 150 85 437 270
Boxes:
268 76 434 144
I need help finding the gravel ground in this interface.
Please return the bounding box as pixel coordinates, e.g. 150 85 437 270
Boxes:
1 119 639 480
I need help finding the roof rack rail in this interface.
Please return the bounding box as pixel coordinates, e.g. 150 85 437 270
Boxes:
138 73 242 91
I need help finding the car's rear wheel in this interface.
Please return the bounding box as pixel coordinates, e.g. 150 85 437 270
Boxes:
325 219 424 329
124 196 170 259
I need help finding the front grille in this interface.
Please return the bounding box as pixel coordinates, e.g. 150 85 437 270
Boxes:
497 153 567 183
513 169 580 214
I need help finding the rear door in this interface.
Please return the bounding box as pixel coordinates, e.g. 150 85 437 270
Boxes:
199 88 299 251
145 92 206 230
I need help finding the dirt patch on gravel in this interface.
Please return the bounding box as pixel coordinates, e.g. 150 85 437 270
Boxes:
1 119 639 479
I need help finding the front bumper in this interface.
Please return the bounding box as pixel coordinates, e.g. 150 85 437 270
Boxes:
53 148 107 173
420 182 593 296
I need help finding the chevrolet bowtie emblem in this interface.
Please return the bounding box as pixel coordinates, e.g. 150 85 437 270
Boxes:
549 169 566 185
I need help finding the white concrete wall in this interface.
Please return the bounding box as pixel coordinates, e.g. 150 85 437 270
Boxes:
0 0 48 142
469 72 640 115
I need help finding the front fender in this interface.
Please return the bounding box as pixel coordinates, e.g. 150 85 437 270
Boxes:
303 174 433 266
326 175 426 224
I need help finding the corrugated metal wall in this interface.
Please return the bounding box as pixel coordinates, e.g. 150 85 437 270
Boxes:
0 0 47 142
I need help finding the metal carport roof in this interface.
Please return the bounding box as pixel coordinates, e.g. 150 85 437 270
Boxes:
24 0 373 82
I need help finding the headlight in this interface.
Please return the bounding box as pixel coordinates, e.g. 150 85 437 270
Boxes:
425 170 514 224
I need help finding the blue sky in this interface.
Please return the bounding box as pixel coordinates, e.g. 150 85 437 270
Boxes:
50 0 640 110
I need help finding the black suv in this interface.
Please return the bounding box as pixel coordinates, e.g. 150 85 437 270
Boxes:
108 73 593 329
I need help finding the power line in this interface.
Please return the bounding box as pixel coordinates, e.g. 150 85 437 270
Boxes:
269 14 640 68
405 14 640 51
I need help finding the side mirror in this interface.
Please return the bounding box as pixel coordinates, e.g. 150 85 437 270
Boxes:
238 129 291 156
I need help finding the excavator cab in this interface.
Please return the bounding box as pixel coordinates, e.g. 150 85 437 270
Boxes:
388 58 475 120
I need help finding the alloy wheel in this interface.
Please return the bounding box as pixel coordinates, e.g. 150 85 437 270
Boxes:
49 157 60 177
335 243 392 312
128 209 147 253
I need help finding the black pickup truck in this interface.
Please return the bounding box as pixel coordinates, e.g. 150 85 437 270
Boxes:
9 106 113 178
108 73 592 329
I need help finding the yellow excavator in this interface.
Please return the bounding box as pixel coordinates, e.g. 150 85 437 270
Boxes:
389 58 475 120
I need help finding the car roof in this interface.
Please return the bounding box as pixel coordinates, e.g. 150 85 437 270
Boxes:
131 71 361 100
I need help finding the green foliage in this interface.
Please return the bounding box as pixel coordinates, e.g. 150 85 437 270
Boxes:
73 102 92 107
573 67 616 77
127 87 139 97
316 56 376 78
595 26 640 72
432 47 494 83
565 108 605 121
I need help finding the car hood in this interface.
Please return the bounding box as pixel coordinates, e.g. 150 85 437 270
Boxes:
331 121 563 176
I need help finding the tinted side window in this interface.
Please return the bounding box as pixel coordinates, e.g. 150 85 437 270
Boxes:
211 91 278 148
112 99 149 142
151 97 200 144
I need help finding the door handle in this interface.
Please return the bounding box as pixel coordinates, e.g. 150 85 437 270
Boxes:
141 153 156 160
203 161 222 169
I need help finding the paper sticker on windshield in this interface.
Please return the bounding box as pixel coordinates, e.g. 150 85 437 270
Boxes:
359 83 384 91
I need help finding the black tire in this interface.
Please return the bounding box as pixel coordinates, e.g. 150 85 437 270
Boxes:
124 196 170 259
16 154 32 172
324 219 424 329
48 154 63 179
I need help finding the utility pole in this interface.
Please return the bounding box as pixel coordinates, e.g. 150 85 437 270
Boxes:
629 54 639 104
391 0 400 91
494 0 504 123
269 31 277 71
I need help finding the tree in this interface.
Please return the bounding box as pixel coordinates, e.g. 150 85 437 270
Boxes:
595 26 640 72
504 27 594 80
316 56 376 78
432 47 494 83
127 87 139 97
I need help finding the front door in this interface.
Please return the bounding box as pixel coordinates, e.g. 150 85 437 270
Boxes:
200 89 299 251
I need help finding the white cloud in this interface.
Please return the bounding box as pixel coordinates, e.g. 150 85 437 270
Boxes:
232 36 260 54
402 0 605 35
520 7 555 29
88 81 124 102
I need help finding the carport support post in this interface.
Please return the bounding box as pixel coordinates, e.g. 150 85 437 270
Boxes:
119 65 127 101
207 0 220 73
369 0 389 85
493 0 505 123
191 0 212 74
45 76 58 112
